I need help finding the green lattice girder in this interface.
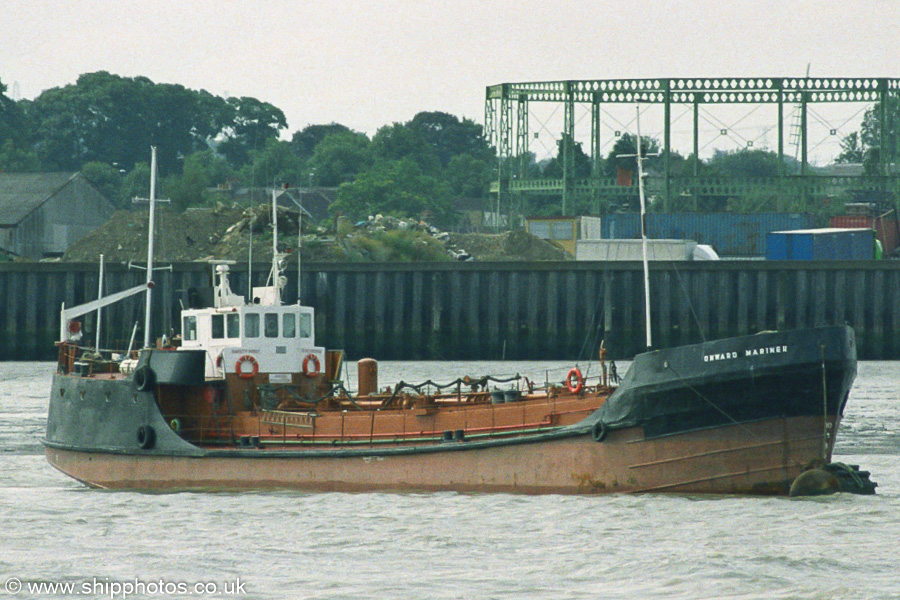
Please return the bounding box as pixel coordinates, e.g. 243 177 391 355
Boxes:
486 78 900 104
486 77 900 211
491 175 900 198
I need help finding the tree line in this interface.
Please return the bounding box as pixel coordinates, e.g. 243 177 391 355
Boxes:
0 72 493 226
1 72 897 224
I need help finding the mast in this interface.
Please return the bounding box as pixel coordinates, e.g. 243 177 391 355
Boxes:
271 187 282 305
95 254 104 350
635 107 652 350
286 183 308 305
248 205 253 303
143 147 158 348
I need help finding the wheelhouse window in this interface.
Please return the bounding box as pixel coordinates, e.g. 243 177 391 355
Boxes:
283 313 296 338
226 313 240 338
244 313 260 338
183 316 197 341
299 313 312 338
265 313 279 338
211 314 224 339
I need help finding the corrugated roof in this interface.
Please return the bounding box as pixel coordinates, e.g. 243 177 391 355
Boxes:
0 172 79 226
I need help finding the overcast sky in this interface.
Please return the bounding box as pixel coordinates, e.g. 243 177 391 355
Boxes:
3 0 899 160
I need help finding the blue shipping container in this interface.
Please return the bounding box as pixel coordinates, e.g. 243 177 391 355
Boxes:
765 228 875 260
603 213 817 256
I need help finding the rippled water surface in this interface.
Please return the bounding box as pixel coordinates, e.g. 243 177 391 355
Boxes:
1 361 898 599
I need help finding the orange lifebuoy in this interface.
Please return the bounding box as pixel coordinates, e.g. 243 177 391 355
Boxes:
67 320 81 335
566 367 585 394
235 354 259 379
302 353 321 378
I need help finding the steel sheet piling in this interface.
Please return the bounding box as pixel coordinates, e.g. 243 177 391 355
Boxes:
4 261 900 361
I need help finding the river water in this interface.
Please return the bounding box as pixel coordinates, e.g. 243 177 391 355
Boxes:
1 360 898 600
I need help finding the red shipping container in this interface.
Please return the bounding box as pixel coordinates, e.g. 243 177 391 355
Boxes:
830 215 899 256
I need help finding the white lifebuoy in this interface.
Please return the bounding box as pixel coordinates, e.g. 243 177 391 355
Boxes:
235 354 259 379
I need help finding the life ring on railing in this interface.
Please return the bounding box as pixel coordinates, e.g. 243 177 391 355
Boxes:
235 355 259 379
302 353 321 378
566 367 585 394
67 320 81 335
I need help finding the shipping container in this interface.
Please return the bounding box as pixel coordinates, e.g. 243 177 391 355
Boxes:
575 239 697 261
603 213 818 256
766 228 875 260
526 216 601 255
830 214 899 256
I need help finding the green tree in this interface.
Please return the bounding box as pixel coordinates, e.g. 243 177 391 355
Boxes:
508 151 542 180
408 111 491 166
290 123 351 158
238 139 304 188
27 72 231 174
0 78 35 166
836 131 865 164
307 131 372 187
120 162 152 208
832 96 900 175
218 96 287 167
370 123 439 174
542 134 593 179
167 150 234 211
604 134 661 177
860 95 900 164
445 153 491 198
81 162 123 203
0 139 40 172
24 71 287 175
331 157 453 223
706 148 782 177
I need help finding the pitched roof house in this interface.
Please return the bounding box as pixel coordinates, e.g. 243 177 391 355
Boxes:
0 172 116 259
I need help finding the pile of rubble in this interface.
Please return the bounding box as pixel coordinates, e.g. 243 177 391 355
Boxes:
61 205 571 263
354 214 472 261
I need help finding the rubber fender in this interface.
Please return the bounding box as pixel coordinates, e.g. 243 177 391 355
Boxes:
133 366 155 392
591 421 608 442
789 468 839 497
136 425 156 450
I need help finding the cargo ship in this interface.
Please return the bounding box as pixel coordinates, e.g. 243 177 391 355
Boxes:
42 148 865 495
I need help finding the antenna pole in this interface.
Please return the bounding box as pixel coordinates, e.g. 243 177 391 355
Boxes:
636 108 652 350
95 254 104 350
272 187 278 263
271 188 281 305
297 195 303 306
248 204 253 303
143 146 157 348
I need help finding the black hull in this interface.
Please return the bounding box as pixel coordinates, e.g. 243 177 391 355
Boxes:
590 326 856 447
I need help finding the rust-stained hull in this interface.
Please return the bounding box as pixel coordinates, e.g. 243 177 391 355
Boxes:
44 326 858 495
46 416 834 495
